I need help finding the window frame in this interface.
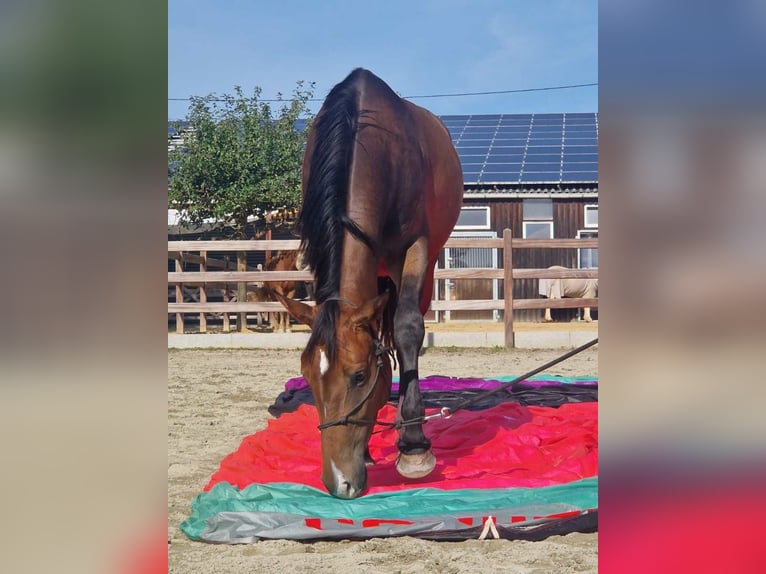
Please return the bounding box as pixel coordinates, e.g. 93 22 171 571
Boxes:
453 206 491 230
522 198 554 221
522 220 554 239
577 229 599 268
584 204 599 228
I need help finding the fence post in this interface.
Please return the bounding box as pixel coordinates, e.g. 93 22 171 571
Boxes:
199 251 207 333
502 228 514 349
222 256 231 332
174 254 184 334
236 251 247 332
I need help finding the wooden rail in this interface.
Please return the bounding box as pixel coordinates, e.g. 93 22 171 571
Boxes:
167 231 598 347
168 268 596 284
168 238 598 251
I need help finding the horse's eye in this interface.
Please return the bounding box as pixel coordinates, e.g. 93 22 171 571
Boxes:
352 371 367 387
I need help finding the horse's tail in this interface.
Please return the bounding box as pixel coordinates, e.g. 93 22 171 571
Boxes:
298 69 365 358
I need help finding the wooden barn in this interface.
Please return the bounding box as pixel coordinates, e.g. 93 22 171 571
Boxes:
438 112 598 322
168 112 598 324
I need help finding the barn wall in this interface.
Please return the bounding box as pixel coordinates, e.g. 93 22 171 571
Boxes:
462 196 596 322
169 195 597 325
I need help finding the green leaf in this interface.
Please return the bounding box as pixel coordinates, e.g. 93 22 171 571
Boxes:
168 81 315 236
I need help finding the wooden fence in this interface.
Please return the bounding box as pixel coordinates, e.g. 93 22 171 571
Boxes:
168 229 598 348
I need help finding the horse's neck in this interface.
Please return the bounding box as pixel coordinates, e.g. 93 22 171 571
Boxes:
276 253 292 269
338 236 378 304
267 252 295 271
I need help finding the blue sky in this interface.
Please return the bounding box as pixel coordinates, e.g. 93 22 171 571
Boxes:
168 0 597 120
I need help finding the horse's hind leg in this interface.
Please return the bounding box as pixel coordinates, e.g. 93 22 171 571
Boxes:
393 238 436 479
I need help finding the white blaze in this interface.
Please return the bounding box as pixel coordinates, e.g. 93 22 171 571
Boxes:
319 349 329 376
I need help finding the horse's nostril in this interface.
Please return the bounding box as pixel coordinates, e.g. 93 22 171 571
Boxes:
337 480 360 499
329 460 366 498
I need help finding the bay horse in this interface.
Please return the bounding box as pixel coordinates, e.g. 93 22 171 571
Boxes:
273 68 463 498
263 250 303 332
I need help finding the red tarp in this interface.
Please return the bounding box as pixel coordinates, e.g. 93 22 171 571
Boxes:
207 401 597 494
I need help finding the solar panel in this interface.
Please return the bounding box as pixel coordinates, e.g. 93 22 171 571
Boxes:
526 154 562 163
564 162 598 171
170 113 597 186
563 152 598 162
562 173 598 183
526 146 562 155
438 113 597 185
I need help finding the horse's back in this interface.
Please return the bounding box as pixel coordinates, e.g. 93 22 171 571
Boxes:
403 100 463 233
351 71 463 252
545 266 598 298
301 68 463 284
308 67 461 213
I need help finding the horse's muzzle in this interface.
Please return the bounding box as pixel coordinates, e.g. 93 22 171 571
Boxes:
326 460 366 499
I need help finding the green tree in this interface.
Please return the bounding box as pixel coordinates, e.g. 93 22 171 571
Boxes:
169 82 314 238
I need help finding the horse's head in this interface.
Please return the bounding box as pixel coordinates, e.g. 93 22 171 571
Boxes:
273 291 391 499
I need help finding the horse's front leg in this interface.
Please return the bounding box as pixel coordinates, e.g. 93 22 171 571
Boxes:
393 239 436 479
544 280 558 322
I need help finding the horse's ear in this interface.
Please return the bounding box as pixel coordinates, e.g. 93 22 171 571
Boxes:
351 291 390 327
271 289 316 327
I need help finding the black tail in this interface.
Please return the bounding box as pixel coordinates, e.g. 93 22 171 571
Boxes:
297 69 363 359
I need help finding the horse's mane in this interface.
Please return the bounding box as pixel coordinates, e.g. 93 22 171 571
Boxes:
298 68 395 361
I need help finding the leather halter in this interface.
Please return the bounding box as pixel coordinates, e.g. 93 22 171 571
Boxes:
316 338 389 430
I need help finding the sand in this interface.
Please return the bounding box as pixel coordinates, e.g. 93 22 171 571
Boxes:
168 347 598 573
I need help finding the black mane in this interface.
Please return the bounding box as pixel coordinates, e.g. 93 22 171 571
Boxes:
297 69 363 360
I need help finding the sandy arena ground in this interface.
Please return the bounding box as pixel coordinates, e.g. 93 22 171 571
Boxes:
168 346 598 573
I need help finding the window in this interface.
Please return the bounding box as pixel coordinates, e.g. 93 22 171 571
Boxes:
523 199 553 238
523 221 554 239
584 204 598 228
442 231 500 322
523 198 553 220
454 206 490 230
577 230 598 268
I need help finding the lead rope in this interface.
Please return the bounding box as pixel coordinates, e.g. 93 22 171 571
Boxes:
376 337 599 432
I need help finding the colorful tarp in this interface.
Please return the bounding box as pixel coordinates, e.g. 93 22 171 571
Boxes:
182 479 597 542
181 374 598 543
269 374 598 416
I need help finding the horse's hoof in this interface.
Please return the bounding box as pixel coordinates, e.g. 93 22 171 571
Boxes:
396 450 436 478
